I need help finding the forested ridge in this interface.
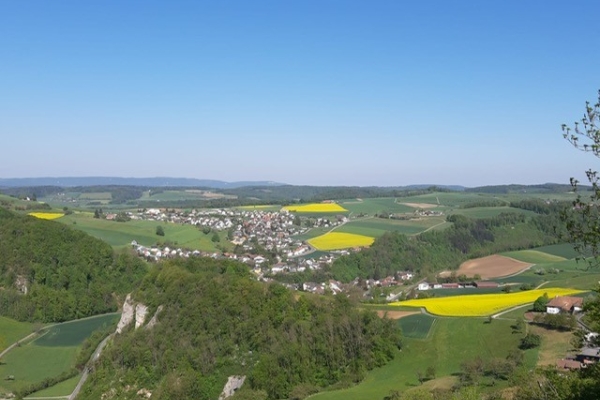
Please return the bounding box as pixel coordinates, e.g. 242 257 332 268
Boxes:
331 210 564 282
0 207 147 322
80 257 401 400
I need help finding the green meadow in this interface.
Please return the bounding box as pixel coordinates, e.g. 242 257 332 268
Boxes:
59 212 231 251
341 198 417 215
501 249 566 264
310 318 534 400
449 206 537 219
0 314 119 396
0 317 32 353
397 314 437 339
335 217 447 237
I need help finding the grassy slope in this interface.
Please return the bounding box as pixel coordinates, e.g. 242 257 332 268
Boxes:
0 345 78 392
498 258 600 290
0 317 32 353
0 314 119 395
311 318 531 400
449 207 537 219
60 212 230 251
501 249 566 264
29 374 82 397
336 216 446 237
341 198 416 215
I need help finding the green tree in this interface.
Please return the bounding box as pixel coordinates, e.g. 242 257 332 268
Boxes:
532 293 549 312
211 232 221 243
156 225 165 236
519 333 541 350
561 90 600 265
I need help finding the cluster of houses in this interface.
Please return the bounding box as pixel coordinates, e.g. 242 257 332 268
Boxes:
546 295 600 371
286 272 415 295
417 281 499 291
127 207 347 260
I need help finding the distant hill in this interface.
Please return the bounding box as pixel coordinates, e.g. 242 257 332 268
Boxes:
0 177 286 189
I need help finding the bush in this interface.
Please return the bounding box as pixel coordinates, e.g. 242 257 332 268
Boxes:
519 333 541 349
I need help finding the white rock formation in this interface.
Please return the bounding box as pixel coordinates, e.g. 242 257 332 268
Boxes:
15 275 28 294
116 294 135 334
218 376 246 400
135 303 148 329
145 305 163 330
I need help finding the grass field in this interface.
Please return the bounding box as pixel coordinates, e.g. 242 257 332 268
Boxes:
428 287 506 297
293 227 331 241
148 190 236 201
529 324 577 366
501 250 566 264
533 243 580 259
391 288 585 316
311 318 534 400
308 232 374 250
237 205 282 211
60 212 230 251
340 198 417 215
79 192 112 200
335 217 447 237
397 314 436 339
29 374 82 397
0 314 118 395
449 206 537 219
0 317 32 353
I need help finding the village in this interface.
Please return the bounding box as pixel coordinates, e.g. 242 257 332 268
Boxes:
124 207 415 297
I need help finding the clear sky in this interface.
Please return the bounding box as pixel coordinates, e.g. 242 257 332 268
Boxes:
1 0 599 187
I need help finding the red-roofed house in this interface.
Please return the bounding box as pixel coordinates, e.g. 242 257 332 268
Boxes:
546 296 583 315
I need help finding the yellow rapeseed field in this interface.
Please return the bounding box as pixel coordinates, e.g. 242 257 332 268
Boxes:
283 203 348 213
308 232 374 250
28 212 64 220
390 288 585 317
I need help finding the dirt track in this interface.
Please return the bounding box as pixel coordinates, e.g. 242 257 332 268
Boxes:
376 310 419 319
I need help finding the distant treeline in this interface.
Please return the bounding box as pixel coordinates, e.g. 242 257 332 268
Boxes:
465 183 589 194
0 208 147 322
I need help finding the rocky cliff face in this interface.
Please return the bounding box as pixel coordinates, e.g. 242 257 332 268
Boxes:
116 294 161 333
218 376 246 400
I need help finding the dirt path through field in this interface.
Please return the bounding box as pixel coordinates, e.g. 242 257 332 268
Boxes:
376 310 419 319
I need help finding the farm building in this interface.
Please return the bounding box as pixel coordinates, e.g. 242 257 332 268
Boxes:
417 283 430 291
556 359 582 370
576 347 600 364
441 283 460 289
546 296 583 315
473 281 499 288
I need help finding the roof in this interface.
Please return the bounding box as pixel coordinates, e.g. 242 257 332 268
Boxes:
546 296 583 311
474 281 498 287
556 359 582 370
578 347 600 358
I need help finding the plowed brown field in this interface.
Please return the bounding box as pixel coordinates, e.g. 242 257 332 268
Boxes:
440 255 532 279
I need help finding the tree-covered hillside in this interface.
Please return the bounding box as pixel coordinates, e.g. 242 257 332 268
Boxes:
0 207 147 322
331 211 564 281
80 257 401 400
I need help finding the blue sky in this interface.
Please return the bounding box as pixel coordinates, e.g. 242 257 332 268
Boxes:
1 1 599 187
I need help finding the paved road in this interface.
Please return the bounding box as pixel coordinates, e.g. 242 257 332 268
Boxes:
68 334 113 400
